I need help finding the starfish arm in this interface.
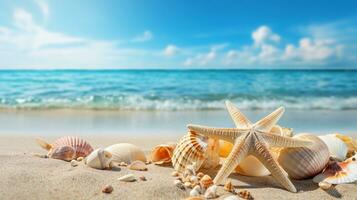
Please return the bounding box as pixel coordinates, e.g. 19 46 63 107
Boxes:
254 107 285 133
187 124 247 142
260 132 313 148
251 140 297 193
225 100 252 128
213 135 250 184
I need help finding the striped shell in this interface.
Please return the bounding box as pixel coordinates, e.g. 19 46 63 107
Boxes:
105 143 147 164
172 131 220 173
313 154 357 184
49 136 93 161
277 134 330 180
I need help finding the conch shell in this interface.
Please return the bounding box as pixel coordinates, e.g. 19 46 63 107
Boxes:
172 131 220 173
36 136 93 161
333 133 357 158
313 153 357 185
277 134 330 179
85 148 112 170
105 143 147 164
318 134 348 161
219 125 293 177
151 144 176 165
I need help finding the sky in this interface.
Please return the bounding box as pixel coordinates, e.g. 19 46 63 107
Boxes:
0 0 356 69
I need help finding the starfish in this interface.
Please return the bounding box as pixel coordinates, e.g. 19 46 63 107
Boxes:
187 101 313 192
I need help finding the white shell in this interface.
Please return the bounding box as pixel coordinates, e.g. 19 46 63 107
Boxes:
189 188 200 197
128 160 147 171
85 148 112 170
235 155 270 177
318 134 348 161
277 134 330 179
204 185 218 199
118 174 136 182
105 143 147 164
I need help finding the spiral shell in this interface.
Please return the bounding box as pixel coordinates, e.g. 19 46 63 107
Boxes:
85 148 112 170
151 144 176 165
105 143 147 164
318 134 348 161
277 134 330 180
172 131 219 173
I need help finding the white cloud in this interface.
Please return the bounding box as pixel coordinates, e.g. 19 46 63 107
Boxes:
132 30 153 42
35 0 49 20
184 48 217 66
252 25 280 46
163 44 179 57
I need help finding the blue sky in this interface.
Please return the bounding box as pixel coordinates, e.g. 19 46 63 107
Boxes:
0 0 356 69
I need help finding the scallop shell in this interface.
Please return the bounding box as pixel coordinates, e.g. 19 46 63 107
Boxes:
200 175 213 189
277 134 330 179
36 136 93 161
318 134 348 161
85 148 112 170
105 143 147 164
313 154 357 184
333 133 357 158
128 160 147 171
151 144 176 165
172 131 219 173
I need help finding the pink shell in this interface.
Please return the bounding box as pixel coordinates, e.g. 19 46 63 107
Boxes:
51 136 94 158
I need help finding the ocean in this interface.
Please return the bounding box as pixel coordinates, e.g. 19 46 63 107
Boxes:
0 69 357 111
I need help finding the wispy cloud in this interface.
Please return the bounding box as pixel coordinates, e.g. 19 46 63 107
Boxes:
34 0 49 20
132 30 153 42
163 44 179 57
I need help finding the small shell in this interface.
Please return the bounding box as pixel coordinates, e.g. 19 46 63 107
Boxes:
313 154 357 184
224 196 240 200
190 176 199 184
189 188 200 197
224 180 234 193
102 185 113 193
118 174 136 182
318 134 348 161
204 185 218 199
106 143 147 164
139 176 147 181
200 175 213 189
70 160 79 167
277 134 330 179
119 162 128 167
85 148 113 170
172 131 220 173
174 179 185 190
238 190 253 199
333 133 357 158
128 160 147 171
37 136 94 161
197 172 204 179
318 181 332 190
76 157 84 161
184 182 192 188
151 144 176 165
171 171 179 177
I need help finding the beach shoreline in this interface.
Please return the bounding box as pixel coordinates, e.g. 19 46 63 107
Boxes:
0 135 356 200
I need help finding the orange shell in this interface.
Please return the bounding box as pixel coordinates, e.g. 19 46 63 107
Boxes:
151 144 175 165
200 174 213 189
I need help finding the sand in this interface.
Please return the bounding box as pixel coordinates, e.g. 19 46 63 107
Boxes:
0 136 356 200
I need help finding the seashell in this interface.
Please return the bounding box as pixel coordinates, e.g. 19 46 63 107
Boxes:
139 175 147 181
318 134 348 161
199 175 213 189
172 131 220 173
36 136 93 161
151 144 176 165
105 143 147 164
171 171 179 177
197 172 204 179
118 174 136 182
190 176 199 184
189 188 200 197
184 164 196 177
76 157 84 161
174 179 185 190
238 190 253 199
318 181 332 190
70 160 79 167
119 162 128 167
277 134 330 179
85 148 112 170
270 125 293 137
224 196 240 200
313 154 357 185
128 160 147 171
184 181 192 188
102 185 113 193
333 133 357 158
224 180 234 193
204 185 218 199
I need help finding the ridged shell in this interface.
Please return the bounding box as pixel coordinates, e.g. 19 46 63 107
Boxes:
318 134 348 161
277 134 330 179
49 136 93 161
105 143 147 164
85 148 112 170
313 154 357 184
151 144 176 165
172 131 219 173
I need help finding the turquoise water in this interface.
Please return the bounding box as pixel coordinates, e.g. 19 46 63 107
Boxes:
0 70 357 110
